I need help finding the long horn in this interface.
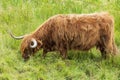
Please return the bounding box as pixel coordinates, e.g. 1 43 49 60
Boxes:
7 30 24 40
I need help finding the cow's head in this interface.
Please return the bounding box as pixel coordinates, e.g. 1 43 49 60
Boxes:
8 31 43 60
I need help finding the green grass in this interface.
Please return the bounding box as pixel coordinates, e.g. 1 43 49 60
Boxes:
0 0 120 80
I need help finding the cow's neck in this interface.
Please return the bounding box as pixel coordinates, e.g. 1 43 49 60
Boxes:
32 24 49 41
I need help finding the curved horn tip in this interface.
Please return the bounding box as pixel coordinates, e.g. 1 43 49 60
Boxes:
7 30 24 40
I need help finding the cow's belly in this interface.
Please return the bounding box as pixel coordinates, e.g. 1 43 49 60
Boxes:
70 33 98 51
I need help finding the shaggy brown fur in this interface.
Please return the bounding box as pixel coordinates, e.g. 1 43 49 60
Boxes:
20 12 118 60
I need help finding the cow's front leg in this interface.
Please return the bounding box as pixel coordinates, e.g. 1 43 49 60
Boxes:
59 49 67 59
42 49 48 59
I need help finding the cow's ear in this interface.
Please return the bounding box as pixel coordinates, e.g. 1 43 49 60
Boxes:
30 38 38 48
37 40 43 47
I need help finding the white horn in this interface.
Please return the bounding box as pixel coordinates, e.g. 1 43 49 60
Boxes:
7 30 24 40
30 38 37 48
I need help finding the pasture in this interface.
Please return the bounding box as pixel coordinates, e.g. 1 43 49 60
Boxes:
0 0 120 80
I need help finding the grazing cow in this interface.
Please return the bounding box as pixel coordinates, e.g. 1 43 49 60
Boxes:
8 12 118 60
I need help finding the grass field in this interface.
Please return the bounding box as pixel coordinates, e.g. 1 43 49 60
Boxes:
0 0 120 80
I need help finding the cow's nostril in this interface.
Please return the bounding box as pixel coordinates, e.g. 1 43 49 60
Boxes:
22 54 29 60
23 56 29 61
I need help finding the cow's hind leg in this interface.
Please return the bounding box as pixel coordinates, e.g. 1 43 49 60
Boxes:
98 36 114 59
98 45 108 59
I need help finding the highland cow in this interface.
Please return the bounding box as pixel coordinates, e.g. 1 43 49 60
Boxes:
8 12 118 60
